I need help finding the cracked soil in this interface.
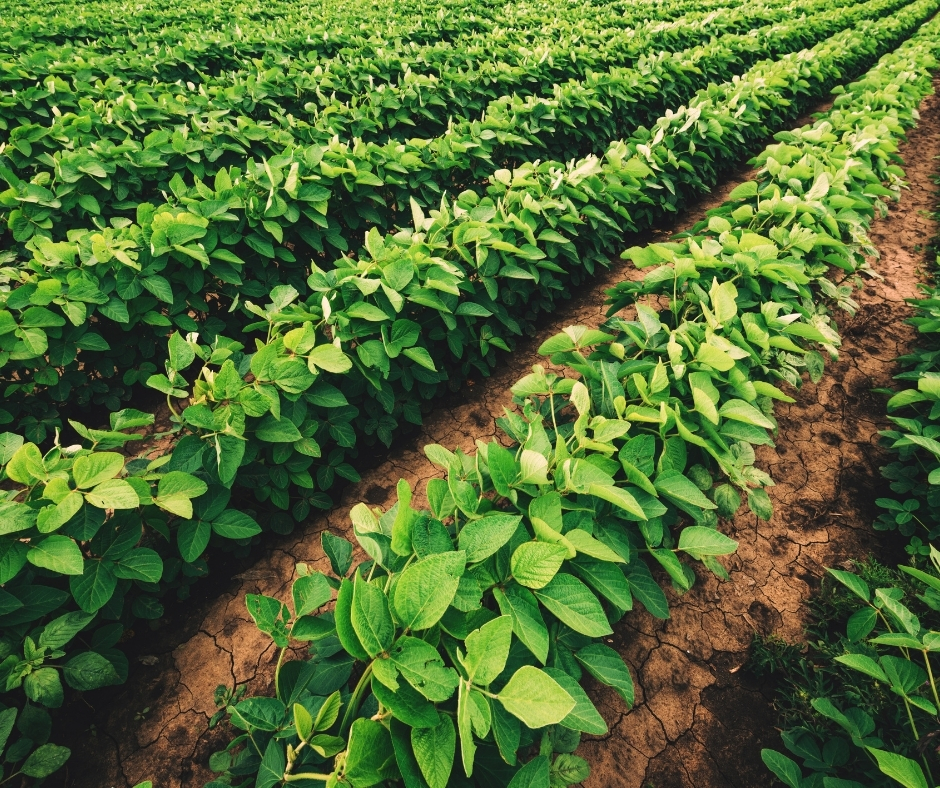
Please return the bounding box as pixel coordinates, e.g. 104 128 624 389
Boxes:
54 82 940 788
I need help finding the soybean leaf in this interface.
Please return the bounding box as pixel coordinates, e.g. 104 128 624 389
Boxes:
497 666 574 728
412 716 455 788
575 644 635 706
352 575 395 657
21 744 70 779
507 756 550 788
533 574 612 637
511 542 567 589
494 585 549 664
63 652 120 691
388 636 459 702
393 551 466 631
544 667 607 735
459 514 522 563
322 532 353 576
461 615 513 685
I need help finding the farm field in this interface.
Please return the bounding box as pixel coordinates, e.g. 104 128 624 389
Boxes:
2 0 940 786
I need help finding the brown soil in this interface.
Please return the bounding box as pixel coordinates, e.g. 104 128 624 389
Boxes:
54 85 940 788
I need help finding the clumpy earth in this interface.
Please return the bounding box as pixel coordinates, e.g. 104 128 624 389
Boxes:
55 83 940 788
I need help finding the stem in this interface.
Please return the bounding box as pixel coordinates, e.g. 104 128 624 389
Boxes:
902 695 920 742
273 645 288 702
923 649 940 713
339 661 374 738
166 393 180 419
283 771 333 782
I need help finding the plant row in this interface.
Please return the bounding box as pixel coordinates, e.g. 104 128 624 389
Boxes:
193 21 940 787
0 0 926 438
760 221 940 787
0 0 761 100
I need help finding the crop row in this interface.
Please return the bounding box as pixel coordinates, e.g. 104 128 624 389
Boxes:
0 0 925 436
196 24 940 788
0 0 851 135
0 0 760 92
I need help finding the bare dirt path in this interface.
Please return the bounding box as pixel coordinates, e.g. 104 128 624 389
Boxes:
58 84 940 787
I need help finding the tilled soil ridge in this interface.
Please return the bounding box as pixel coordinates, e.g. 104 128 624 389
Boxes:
60 85 940 787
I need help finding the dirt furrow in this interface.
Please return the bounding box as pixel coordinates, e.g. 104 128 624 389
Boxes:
57 85 940 786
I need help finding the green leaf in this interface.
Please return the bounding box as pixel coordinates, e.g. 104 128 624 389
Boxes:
533 574 612 637
63 651 120 690
70 560 117 613
761 750 803 788
565 529 625 563
84 479 140 509
654 472 716 511
827 569 870 602
211 510 262 539
719 399 775 430
544 668 607 735
27 536 83 575
39 610 94 649
677 526 737 557
494 585 549 664
412 715 456 788
346 719 395 787
255 414 302 443
587 483 648 520
25 667 64 708
21 744 70 779
551 754 591 786
847 607 878 642
393 551 466 631
177 518 211 563
72 452 125 489
372 677 440 729
511 542 567 589
308 344 352 373
498 666 575 728
113 549 163 583
507 756 550 788
459 514 522 564
388 636 459 702
713 484 741 518
488 442 519 496
457 683 476 777
866 748 928 788
293 572 333 617
834 654 888 683
747 487 773 520
335 578 370 661
352 575 395 657
625 562 670 619
462 615 513 685
256 738 286 788
574 644 634 706
323 532 353 576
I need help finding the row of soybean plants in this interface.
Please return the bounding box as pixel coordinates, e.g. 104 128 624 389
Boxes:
0 7 936 783
0 0 920 440
0 0 839 143
0 0 753 92
759 90 940 788
193 21 940 788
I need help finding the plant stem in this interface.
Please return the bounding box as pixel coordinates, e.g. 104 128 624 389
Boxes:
273 645 288 701
283 771 332 782
339 661 374 737
923 649 940 713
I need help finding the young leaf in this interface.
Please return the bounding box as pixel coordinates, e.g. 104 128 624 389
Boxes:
574 644 634 706
393 551 466 631
461 615 513 685
412 715 456 788
510 542 567 589
494 585 549 664
352 575 395 657
322 532 354 576
497 666 574 729
533 574 613 637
